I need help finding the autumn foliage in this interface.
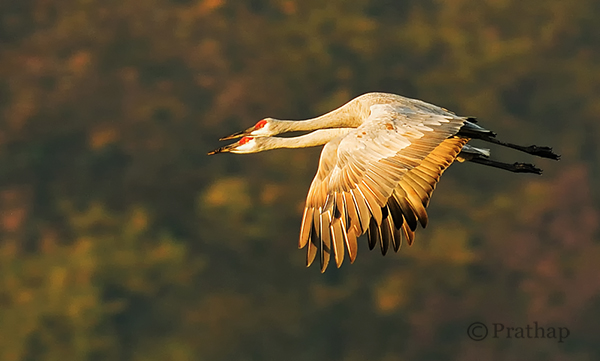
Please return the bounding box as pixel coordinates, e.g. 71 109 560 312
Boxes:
0 0 599 360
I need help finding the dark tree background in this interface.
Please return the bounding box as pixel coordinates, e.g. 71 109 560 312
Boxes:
1 0 599 360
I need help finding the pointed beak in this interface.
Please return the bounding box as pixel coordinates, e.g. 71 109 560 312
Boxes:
219 126 254 141
207 142 238 155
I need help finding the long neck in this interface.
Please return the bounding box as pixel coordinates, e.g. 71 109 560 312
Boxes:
272 100 366 132
259 128 354 150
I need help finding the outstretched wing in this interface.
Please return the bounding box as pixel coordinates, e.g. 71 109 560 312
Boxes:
299 104 468 272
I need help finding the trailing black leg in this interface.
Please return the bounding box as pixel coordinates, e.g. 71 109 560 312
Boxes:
473 134 560 160
468 155 543 174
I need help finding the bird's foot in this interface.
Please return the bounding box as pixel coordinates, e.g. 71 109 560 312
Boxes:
525 145 561 160
512 162 543 175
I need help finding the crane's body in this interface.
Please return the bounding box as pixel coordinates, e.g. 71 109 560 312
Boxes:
209 92 559 272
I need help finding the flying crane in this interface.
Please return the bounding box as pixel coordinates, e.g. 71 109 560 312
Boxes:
209 92 559 272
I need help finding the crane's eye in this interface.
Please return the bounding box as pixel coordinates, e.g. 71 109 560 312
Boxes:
254 119 268 129
239 136 253 145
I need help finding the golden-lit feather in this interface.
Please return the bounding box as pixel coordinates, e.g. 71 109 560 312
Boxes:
300 103 467 271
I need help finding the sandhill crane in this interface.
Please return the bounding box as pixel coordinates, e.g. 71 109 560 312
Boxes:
208 92 559 272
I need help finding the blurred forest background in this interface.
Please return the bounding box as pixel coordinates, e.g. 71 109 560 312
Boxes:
1 0 599 360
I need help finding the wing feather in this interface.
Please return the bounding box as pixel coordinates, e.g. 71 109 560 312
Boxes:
401 221 415 246
394 189 419 231
330 218 345 268
312 206 321 240
367 217 381 250
346 228 358 263
400 182 429 228
405 172 434 199
411 167 440 188
307 225 318 266
300 102 468 271
299 207 313 249
363 173 390 205
403 175 430 206
356 184 383 225
392 224 403 252
380 207 393 255
387 196 405 231
342 192 360 234
319 210 332 272
350 188 371 233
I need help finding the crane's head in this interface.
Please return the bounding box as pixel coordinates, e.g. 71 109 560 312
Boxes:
208 136 259 155
219 118 276 140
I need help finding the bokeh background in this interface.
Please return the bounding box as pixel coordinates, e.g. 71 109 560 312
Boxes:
1 0 600 360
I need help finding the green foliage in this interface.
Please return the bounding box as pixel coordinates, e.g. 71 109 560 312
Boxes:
0 0 599 360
